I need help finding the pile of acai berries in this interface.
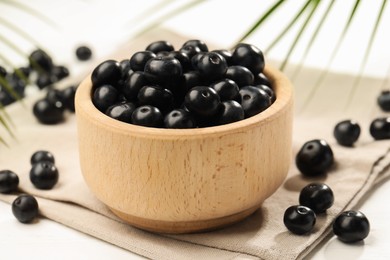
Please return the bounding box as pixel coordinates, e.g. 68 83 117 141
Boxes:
91 40 274 128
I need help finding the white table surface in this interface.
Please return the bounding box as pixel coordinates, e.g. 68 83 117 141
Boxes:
1 1 390 259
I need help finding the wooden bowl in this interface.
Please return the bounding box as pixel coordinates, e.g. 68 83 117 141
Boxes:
75 65 293 234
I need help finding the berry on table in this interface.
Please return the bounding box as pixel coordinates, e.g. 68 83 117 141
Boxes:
33 98 64 124
62 85 77 112
369 117 390 140
333 120 361 146
295 139 334 177
31 150 55 165
283 205 316 235
76 45 92 61
0 170 19 193
299 183 334 213
333 210 370 243
29 49 53 72
30 161 59 190
377 90 390 112
12 194 39 223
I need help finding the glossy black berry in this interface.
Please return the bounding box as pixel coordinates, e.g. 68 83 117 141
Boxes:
164 109 196 128
12 194 39 223
179 45 202 60
295 139 334 177
225 65 254 87
210 79 239 101
0 170 19 193
29 49 53 72
377 90 390 111
333 211 370 243
167 51 191 72
145 40 174 54
299 183 334 213
239 86 271 118
33 98 64 124
183 71 202 90
184 86 221 118
333 120 361 146
122 71 149 101
370 117 390 140
212 49 232 65
131 105 163 128
216 100 244 125
62 85 77 112
144 56 182 85
254 84 275 103
283 205 316 235
31 150 55 165
182 39 209 52
119 59 132 79
196 52 228 81
76 45 92 61
51 65 70 80
106 101 136 123
130 51 156 72
254 73 271 86
232 43 265 75
91 60 122 88
92 84 119 112
46 88 65 110
137 85 174 113
30 161 59 190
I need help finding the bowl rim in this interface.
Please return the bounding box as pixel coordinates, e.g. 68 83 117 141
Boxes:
75 64 293 139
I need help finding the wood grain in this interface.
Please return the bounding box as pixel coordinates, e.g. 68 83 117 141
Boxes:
75 65 294 233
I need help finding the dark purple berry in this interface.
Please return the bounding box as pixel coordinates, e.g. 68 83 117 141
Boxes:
377 90 390 111
216 100 244 125
91 60 122 88
130 51 156 72
62 85 77 112
164 109 196 128
31 150 55 165
131 105 163 128
33 98 64 124
46 88 65 110
232 43 265 75
12 194 39 223
36 74 56 89
184 86 221 118
122 71 149 101
119 59 132 79
179 45 202 60
145 40 174 54
167 51 191 72
299 183 334 213
30 161 59 190
333 211 370 243
225 65 254 87
0 170 19 193
295 139 334 177
239 86 271 118
212 49 232 65
144 56 182 85
51 65 69 80
254 73 271 86
254 84 275 103
183 71 202 90
92 84 119 112
105 101 136 123
333 120 361 146
182 39 209 52
283 205 316 235
29 49 53 72
76 45 92 61
196 52 228 81
137 85 174 113
210 79 239 101
369 117 390 140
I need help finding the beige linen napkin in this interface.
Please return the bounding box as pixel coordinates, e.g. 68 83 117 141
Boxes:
1 29 390 259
